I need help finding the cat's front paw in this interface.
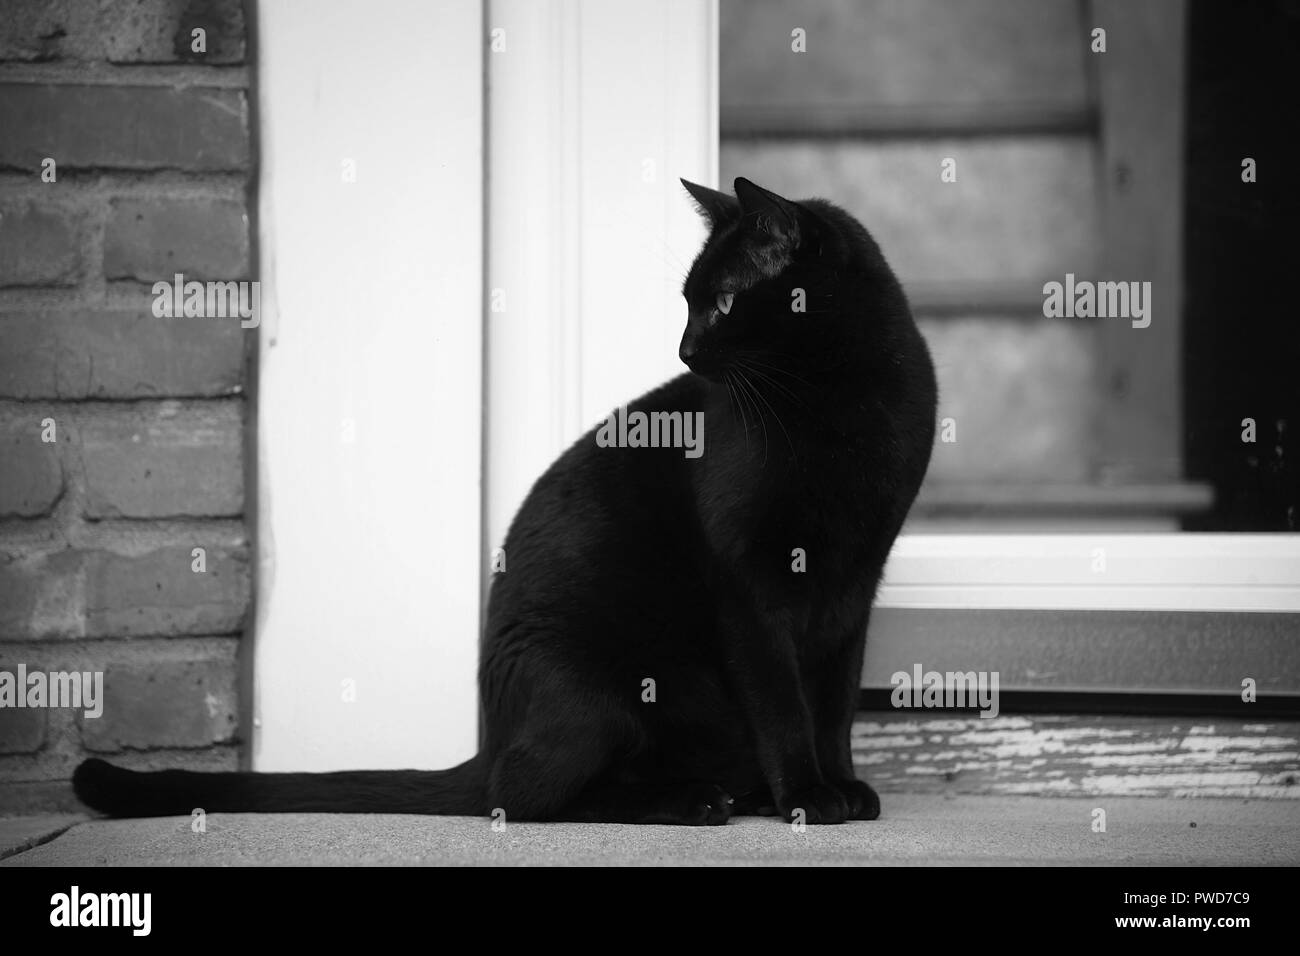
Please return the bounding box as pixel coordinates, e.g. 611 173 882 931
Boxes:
674 783 735 826
830 777 881 820
780 782 849 825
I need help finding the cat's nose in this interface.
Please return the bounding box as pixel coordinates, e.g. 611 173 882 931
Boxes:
680 334 722 380
679 336 699 365
680 335 713 370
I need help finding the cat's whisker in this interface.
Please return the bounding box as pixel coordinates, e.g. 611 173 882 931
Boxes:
739 362 811 411
652 234 689 277
723 369 751 452
731 371 760 462
644 233 691 288
732 371 755 437
738 374 764 465
735 353 815 389
721 370 742 427
733 367 772 466
736 362 796 459
730 368 759 450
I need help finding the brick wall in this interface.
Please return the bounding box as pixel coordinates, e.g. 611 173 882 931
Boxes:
0 0 253 813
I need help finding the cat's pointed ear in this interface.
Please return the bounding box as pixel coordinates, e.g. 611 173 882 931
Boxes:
733 177 805 247
680 179 740 228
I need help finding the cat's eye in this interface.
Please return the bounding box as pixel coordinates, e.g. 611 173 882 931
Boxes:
715 291 734 315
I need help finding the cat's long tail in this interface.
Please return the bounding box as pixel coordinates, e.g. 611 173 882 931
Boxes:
72 755 488 817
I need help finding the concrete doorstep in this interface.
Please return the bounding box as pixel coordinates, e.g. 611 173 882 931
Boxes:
0 815 86 863
2 794 1297 866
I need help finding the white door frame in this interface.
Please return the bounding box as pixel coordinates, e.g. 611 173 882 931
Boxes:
254 0 484 771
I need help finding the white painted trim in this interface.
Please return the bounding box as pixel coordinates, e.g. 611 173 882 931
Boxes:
485 0 719 560
253 0 483 771
878 534 1300 612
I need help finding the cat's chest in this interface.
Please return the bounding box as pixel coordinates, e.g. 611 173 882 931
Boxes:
700 438 890 553
771 448 885 538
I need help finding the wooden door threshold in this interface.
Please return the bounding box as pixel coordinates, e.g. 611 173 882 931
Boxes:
852 712 1300 798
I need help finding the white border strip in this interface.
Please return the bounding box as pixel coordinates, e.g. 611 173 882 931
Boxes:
878 534 1300 612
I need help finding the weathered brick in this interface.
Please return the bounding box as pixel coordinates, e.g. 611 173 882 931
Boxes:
0 780 86 814
0 202 80 287
104 198 249 280
79 401 244 518
87 544 250 636
0 0 246 64
0 85 249 171
0 701 47 753
0 309 245 399
0 416 63 517
0 548 84 639
0 1 75 62
0 541 250 640
80 655 237 752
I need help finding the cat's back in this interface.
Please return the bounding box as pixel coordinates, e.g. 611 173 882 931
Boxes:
489 372 710 594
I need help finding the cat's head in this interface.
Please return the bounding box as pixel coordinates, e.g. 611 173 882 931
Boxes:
678 177 893 382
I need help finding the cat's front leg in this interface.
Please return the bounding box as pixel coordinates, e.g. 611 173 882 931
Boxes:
806 616 882 820
717 594 850 825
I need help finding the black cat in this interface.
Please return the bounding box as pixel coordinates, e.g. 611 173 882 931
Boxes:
74 177 937 825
